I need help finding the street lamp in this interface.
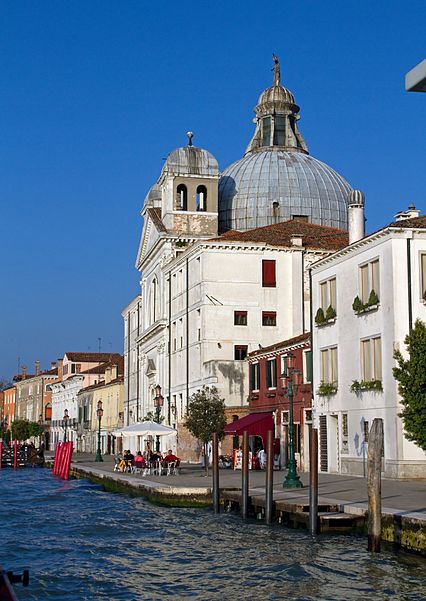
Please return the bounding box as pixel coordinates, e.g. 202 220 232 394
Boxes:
95 400 104 462
153 384 164 452
63 409 69 443
281 352 303 489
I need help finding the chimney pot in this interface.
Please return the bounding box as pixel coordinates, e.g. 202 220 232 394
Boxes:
35 360 40 376
348 190 365 244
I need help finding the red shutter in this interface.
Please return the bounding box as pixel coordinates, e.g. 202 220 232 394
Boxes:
262 260 276 287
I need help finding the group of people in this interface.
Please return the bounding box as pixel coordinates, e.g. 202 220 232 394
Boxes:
115 448 180 473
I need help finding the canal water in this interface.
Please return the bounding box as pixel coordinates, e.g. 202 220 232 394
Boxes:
0 470 425 600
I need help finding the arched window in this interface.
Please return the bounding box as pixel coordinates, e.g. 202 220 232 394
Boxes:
176 184 187 211
149 277 158 325
45 403 52 421
196 185 207 212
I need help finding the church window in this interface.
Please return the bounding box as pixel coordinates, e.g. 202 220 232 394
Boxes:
196 185 207 212
149 278 158 325
176 184 188 211
262 260 276 287
262 117 271 146
273 115 286 146
234 345 248 360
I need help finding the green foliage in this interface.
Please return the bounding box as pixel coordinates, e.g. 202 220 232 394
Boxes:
3 430 10 444
393 319 426 451
185 386 226 444
353 290 380 314
11 419 30 441
368 289 379 306
350 379 383 393
186 386 226 475
352 295 364 313
28 422 44 438
325 305 337 321
317 381 338 396
142 411 164 423
11 419 44 441
314 307 326 325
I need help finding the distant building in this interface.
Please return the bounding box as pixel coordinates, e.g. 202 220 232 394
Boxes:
3 386 16 431
50 352 122 446
311 205 426 478
122 295 142 425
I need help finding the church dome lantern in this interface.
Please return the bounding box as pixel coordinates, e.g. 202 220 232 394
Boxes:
218 55 352 233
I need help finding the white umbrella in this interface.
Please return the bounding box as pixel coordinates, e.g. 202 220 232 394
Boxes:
112 421 176 437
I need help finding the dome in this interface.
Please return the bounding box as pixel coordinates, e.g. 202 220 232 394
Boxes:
161 145 219 178
219 151 351 232
218 56 352 232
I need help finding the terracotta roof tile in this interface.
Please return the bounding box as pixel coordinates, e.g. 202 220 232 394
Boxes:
387 215 426 229
210 220 349 251
64 352 122 363
248 332 310 359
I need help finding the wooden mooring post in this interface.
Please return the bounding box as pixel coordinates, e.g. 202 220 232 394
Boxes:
309 427 319 535
367 418 383 552
265 430 274 524
212 432 220 514
241 431 249 520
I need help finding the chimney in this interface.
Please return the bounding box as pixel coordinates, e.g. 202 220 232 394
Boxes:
394 203 421 222
290 235 303 247
21 365 27 380
57 359 63 381
348 190 365 244
111 364 118 381
35 360 40 376
105 366 111 385
51 361 57 370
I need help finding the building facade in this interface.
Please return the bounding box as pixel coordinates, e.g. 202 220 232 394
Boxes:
311 207 426 478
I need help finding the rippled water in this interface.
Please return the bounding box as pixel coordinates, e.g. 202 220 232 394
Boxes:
0 469 425 600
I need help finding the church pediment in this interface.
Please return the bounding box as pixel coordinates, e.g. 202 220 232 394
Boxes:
135 207 167 269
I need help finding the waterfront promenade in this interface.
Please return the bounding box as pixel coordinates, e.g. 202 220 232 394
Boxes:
48 451 426 514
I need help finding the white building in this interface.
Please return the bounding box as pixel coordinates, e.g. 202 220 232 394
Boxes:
124 58 354 459
311 202 426 478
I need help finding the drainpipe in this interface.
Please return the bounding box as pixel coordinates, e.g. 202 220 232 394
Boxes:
168 275 172 424
407 237 413 331
186 257 190 411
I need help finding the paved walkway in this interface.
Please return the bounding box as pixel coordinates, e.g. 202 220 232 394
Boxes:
49 451 426 519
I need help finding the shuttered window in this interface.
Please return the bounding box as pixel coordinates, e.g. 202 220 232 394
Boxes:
262 260 276 287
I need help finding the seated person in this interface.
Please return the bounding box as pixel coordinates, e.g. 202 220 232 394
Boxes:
163 449 180 466
134 451 146 467
123 450 134 471
149 451 163 464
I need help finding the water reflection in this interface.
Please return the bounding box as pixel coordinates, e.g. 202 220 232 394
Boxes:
0 470 424 600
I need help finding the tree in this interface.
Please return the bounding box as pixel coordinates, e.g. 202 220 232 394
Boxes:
393 319 426 451
11 419 30 442
28 422 44 438
185 386 226 475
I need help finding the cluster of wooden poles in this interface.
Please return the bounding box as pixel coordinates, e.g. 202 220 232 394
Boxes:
211 417 384 553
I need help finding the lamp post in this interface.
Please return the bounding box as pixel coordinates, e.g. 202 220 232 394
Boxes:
153 384 164 452
281 352 303 489
95 400 104 462
63 409 69 443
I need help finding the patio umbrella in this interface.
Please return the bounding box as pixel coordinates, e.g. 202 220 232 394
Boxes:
112 421 176 437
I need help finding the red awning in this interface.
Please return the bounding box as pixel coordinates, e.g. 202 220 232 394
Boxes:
223 412 274 444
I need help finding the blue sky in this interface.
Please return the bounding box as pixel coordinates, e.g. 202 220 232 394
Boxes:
0 0 425 380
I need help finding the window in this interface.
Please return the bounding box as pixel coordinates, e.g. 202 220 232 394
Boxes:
176 184 187 210
363 420 369 443
273 115 286 146
262 311 276 326
361 336 382 381
304 350 313 383
196 185 207 212
262 260 276 287
234 345 248 360
291 215 309 222
29 385 33 395
250 363 260 390
266 359 277 388
319 277 336 311
262 116 271 146
359 259 380 304
320 347 338 384
63 364 68 375
45 404 52 421
421 254 426 300
234 311 248 326
342 413 349 453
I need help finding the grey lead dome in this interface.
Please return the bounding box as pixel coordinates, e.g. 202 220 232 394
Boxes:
218 57 352 233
